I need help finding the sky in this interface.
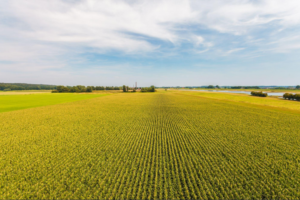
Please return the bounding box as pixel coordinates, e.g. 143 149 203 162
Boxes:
1 0 300 87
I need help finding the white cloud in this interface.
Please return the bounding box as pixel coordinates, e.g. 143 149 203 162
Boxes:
193 36 205 46
2 0 299 51
226 48 245 54
265 35 300 53
1 0 300 74
191 0 300 34
195 49 209 54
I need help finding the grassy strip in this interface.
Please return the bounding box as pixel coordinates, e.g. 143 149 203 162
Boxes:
0 93 110 113
0 90 52 93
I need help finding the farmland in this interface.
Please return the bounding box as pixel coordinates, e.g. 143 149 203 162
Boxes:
176 90 300 111
0 91 299 199
0 93 109 113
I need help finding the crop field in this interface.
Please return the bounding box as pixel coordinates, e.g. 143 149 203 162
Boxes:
0 93 109 113
176 90 300 112
0 91 299 199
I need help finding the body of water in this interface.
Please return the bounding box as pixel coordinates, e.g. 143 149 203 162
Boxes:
193 90 290 97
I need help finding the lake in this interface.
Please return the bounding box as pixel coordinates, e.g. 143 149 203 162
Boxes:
193 90 290 97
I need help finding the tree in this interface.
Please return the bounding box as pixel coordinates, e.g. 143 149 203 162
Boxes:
296 85 300 89
76 85 86 92
106 86 116 90
216 85 220 89
231 86 242 89
0 83 56 91
57 85 70 92
251 91 268 97
149 85 155 92
141 85 155 92
207 85 215 89
95 86 105 90
283 93 294 100
56 86 64 92
70 86 79 92
86 86 93 92
294 94 300 101
123 85 126 92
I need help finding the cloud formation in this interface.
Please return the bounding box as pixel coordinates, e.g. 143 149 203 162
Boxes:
2 0 300 52
1 0 300 85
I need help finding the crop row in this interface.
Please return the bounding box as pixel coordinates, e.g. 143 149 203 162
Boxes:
0 92 299 199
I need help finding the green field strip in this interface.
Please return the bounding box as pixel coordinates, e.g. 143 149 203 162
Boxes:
0 93 110 113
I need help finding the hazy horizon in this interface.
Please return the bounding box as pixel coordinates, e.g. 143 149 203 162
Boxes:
1 82 299 88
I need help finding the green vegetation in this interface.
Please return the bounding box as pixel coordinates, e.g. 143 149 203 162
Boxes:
283 93 300 101
104 86 120 90
53 85 121 93
0 91 299 199
52 85 94 93
141 85 155 92
0 90 51 94
0 93 109 113
86 86 93 92
95 86 105 90
0 83 123 91
0 83 56 90
122 85 129 92
251 91 268 97
52 86 121 93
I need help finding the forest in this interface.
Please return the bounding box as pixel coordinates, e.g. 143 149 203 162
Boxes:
52 86 121 93
0 83 57 90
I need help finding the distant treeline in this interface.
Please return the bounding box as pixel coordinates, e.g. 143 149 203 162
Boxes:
231 86 260 89
251 91 268 97
52 85 121 93
141 85 155 92
0 83 57 91
283 93 300 101
122 85 156 92
95 86 120 90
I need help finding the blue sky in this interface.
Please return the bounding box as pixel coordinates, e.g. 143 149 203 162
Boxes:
1 0 300 86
